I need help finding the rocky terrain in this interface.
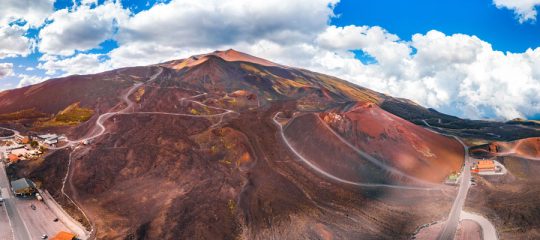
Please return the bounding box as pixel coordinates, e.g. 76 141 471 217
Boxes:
1 50 539 239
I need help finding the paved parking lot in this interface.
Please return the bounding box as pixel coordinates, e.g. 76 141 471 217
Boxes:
15 197 71 239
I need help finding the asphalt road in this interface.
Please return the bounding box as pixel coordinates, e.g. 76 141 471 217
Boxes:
437 152 471 240
1 138 83 240
421 119 499 240
421 119 474 240
15 196 73 240
461 211 498 240
0 199 14 240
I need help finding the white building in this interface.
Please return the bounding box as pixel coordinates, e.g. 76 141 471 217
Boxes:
38 134 59 145
44 138 58 145
38 134 58 140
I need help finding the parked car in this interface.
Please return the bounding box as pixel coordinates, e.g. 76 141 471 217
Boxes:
36 193 43 201
41 234 48 239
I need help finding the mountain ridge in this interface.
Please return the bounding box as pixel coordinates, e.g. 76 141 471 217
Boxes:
1 50 540 239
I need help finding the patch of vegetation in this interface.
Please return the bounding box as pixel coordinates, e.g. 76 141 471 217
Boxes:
34 102 94 128
0 108 47 121
134 87 145 102
227 199 236 214
190 108 199 115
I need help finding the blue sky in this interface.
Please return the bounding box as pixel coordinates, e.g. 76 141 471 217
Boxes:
333 0 540 53
1 0 540 120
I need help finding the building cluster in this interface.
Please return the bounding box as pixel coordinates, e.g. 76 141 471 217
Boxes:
1 133 63 164
37 134 60 145
1 130 78 240
445 158 506 186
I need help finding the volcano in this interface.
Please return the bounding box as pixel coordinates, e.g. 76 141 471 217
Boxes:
1 50 539 239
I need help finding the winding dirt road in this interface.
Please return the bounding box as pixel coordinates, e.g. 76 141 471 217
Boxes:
272 112 440 191
58 67 239 239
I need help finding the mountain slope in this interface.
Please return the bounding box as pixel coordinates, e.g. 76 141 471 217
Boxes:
1 49 483 239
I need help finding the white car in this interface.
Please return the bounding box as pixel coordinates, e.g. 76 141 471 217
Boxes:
41 234 48 239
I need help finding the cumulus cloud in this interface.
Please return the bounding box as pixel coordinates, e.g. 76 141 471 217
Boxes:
493 0 540 23
38 1 129 55
0 25 34 58
0 0 52 58
0 63 14 79
303 28 540 119
0 0 54 28
117 0 338 48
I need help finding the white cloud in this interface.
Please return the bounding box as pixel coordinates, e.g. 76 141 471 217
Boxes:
16 74 47 88
0 63 14 79
293 28 540 120
106 42 210 68
38 1 129 55
494 0 540 23
0 25 34 58
0 0 51 59
38 53 111 76
117 0 338 48
80 0 99 6
0 0 54 28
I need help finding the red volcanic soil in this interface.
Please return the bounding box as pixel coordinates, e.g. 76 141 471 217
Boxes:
470 137 540 160
284 113 392 184
317 103 464 183
211 49 279 67
163 49 279 70
0 67 158 116
1 50 471 239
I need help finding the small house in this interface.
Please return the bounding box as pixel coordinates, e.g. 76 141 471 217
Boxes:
477 160 495 172
11 178 36 196
37 134 58 140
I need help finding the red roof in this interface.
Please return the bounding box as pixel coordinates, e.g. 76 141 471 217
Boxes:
477 160 495 169
51 231 76 240
8 154 19 162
